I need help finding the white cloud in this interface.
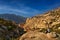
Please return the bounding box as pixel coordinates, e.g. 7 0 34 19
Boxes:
0 5 41 17
0 6 28 14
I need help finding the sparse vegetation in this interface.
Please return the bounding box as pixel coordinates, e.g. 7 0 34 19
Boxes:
0 18 26 40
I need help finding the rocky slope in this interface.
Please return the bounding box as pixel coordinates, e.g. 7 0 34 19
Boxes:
19 8 60 40
0 18 26 40
24 8 60 31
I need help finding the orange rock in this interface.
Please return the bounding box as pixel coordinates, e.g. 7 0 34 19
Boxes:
23 8 60 31
19 31 59 40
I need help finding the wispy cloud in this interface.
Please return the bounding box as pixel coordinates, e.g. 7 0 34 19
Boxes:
0 5 28 14
0 0 60 17
0 4 41 17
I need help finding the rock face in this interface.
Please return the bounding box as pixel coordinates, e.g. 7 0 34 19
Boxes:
24 8 60 31
19 31 59 40
19 8 60 40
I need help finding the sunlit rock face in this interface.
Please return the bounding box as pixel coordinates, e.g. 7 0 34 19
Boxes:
23 8 60 31
19 31 59 40
18 8 60 40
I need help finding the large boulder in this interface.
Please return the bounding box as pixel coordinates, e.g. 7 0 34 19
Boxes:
19 31 59 40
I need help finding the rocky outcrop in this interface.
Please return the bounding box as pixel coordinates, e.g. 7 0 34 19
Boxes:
19 8 60 40
19 31 60 40
23 8 60 31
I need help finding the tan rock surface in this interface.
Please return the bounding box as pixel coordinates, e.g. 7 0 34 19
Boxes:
23 8 60 31
18 8 60 40
19 31 59 40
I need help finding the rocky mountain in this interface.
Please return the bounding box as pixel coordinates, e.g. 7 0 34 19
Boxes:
0 14 26 23
19 8 60 40
1 8 60 40
23 8 60 31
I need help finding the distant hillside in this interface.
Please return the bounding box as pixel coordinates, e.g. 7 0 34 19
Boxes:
0 14 26 23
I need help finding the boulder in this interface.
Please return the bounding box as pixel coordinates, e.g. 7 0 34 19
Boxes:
19 31 59 40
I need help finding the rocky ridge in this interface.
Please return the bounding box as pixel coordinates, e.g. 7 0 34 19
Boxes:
24 8 60 31
19 8 60 40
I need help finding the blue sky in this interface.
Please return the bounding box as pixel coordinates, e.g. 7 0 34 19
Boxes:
0 0 60 17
